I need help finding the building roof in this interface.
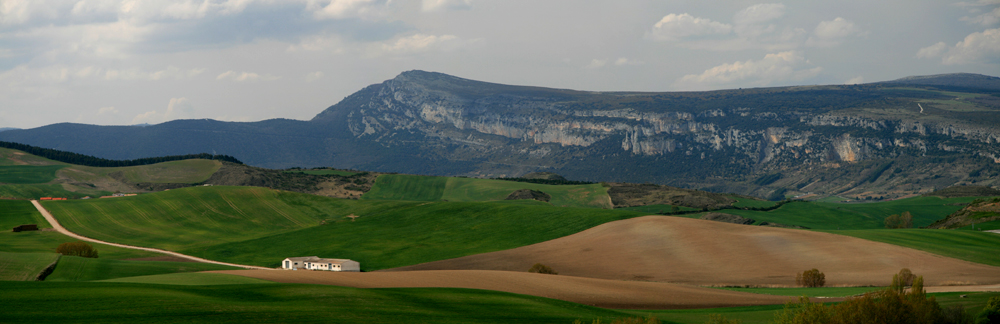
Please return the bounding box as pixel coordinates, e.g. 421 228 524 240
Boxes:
284 256 356 264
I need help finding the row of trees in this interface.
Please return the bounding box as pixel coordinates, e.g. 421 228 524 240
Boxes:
885 211 914 229
0 141 243 167
56 241 98 258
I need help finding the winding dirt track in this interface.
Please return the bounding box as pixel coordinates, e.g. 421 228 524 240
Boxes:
387 216 1000 287
210 269 807 309
31 200 271 270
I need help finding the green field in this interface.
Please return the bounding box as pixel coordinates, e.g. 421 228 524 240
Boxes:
100 272 274 285
731 197 778 209
43 186 644 269
284 169 358 176
109 159 222 183
718 196 979 230
825 229 1000 267
616 204 701 214
364 174 613 209
0 165 65 184
0 184 106 200
954 219 1000 231
46 256 239 282
0 251 59 281
0 200 49 229
0 281 632 324
713 286 882 298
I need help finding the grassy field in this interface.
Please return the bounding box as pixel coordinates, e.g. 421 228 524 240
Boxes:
0 251 59 281
0 184 105 200
0 200 50 229
43 186 644 269
731 197 778 208
364 174 613 209
42 186 321 252
284 169 358 176
825 229 1000 267
712 286 882 298
100 272 274 285
0 281 633 324
46 256 239 282
0 165 65 184
109 159 221 183
616 204 701 214
718 196 980 230
954 219 1000 231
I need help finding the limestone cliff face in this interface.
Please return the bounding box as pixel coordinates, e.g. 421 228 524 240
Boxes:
331 71 998 171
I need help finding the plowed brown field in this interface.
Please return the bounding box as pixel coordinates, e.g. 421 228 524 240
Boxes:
387 216 1000 287
210 269 802 309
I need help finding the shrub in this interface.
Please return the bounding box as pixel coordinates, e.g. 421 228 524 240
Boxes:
885 211 913 229
56 241 98 258
796 269 825 288
976 296 1000 324
776 274 946 324
893 268 916 288
528 263 557 275
704 314 742 324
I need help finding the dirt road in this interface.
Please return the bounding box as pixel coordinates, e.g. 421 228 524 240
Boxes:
31 200 271 270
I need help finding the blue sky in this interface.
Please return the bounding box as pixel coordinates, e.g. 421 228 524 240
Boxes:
1 0 998 129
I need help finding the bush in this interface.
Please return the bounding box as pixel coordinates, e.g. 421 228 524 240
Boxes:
528 263 557 275
894 268 916 287
56 241 98 258
796 269 825 288
776 273 946 324
885 211 913 229
976 296 1000 324
704 314 742 324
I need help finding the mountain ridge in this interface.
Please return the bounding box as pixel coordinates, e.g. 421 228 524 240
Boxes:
3 71 999 199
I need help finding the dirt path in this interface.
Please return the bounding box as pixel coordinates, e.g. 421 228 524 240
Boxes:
31 200 272 270
387 216 1000 287
211 269 811 309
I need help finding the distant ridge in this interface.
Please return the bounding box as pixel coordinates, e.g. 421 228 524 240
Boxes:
884 73 1000 90
0 141 243 167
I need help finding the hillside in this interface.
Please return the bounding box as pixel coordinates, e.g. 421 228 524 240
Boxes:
386 216 1000 287
2 72 998 199
927 197 1000 229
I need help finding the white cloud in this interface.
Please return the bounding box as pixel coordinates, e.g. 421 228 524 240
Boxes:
422 0 472 12
131 97 194 124
917 42 948 58
584 59 607 69
845 76 864 84
918 28 1000 65
376 34 473 54
645 13 732 41
311 0 384 20
676 51 822 89
216 70 280 82
614 57 643 66
305 71 325 82
97 106 119 115
806 17 863 47
961 7 1000 26
733 3 785 26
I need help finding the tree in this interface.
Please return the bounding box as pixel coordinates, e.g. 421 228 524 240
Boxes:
976 296 1000 324
796 269 825 288
528 263 557 275
885 211 913 229
777 274 945 324
893 268 916 288
56 241 98 258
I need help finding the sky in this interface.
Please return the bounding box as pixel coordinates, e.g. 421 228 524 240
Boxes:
1 0 998 129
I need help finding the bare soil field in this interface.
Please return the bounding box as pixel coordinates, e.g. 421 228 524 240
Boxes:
387 216 1000 287
210 269 801 309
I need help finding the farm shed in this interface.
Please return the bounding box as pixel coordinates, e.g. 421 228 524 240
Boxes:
281 256 360 272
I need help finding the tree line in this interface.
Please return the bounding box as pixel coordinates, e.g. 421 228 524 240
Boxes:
0 141 243 167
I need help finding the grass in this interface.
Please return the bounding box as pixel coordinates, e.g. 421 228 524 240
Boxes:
617 204 701 214
109 159 222 184
364 174 613 209
712 286 882 298
42 186 321 252
284 169 357 176
0 184 105 199
825 229 1000 267
954 219 1000 231
0 281 634 324
0 200 50 230
0 230 164 260
717 196 979 230
44 186 644 269
0 251 59 281
731 197 778 209
46 256 240 282
99 272 275 285
0 165 65 184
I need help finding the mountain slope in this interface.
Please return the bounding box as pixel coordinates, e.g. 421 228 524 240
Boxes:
3 71 999 198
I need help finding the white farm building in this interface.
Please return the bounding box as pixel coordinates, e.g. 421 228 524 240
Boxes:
282 256 360 272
